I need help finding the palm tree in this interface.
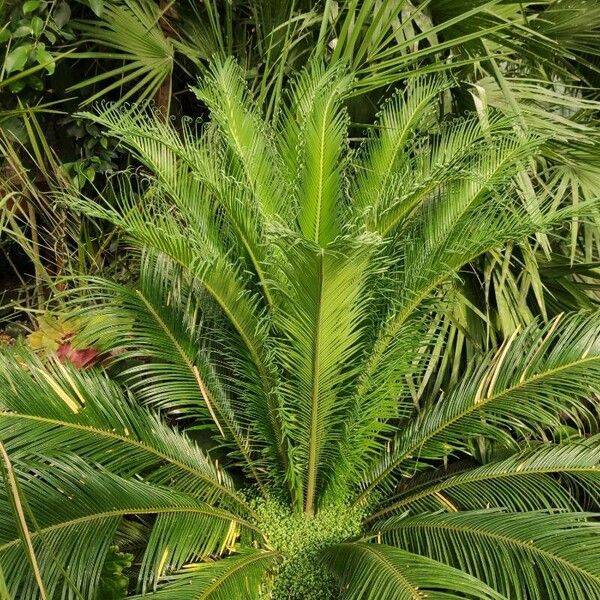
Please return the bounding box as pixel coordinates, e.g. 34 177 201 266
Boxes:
2 59 600 599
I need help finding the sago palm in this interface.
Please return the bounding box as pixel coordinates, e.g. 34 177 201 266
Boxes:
2 59 600 599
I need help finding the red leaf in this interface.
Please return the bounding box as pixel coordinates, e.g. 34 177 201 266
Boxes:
56 334 101 369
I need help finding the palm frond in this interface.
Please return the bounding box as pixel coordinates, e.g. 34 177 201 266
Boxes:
271 233 378 512
0 459 258 599
322 542 502 600
192 57 292 220
358 313 600 501
0 349 249 513
378 510 600 600
326 0 512 94
130 550 280 600
367 439 600 521
78 102 276 306
69 178 291 479
352 75 450 221
69 0 174 108
354 125 542 368
72 254 269 492
280 63 352 245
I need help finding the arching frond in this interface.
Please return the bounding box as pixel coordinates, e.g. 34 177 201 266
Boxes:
347 129 549 431
379 510 600 600
131 550 280 600
322 542 503 600
192 57 291 220
71 180 291 480
352 76 449 219
0 349 250 514
367 439 600 521
358 313 600 500
78 103 276 307
73 254 268 492
0 459 258 600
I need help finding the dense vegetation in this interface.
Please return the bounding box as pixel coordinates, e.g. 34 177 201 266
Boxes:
2 1 600 598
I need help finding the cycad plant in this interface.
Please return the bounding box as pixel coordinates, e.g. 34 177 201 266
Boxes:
2 60 600 599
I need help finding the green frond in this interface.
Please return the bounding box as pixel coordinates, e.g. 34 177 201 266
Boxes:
367 439 600 521
0 563 8 600
71 181 291 477
272 233 379 511
69 0 174 108
0 459 258 600
322 542 503 600
131 550 280 600
352 76 449 219
0 349 250 514
358 313 600 500
362 111 520 236
353 127 541 353
192 57 291 220
77 105 275 305
378 510 600 600
73 254 268 492
330 0 516 94
279 63 352 245
352 173 591 433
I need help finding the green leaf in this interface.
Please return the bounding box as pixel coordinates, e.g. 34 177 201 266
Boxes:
23 0 41 13
322 543 503 600
30 16 44 36
67 0 173 108
26 75 43 91
12 26 33 39
6 79 26 94
359 314 600 498
87 0 104 17
4 45 31 74
131 550 280 600
0 459 255 599
366 439 600 521
34 47 54 74
272 234 378 511
380 511 600 599
0 350 250 516
53 1 71 28
282 64 351 245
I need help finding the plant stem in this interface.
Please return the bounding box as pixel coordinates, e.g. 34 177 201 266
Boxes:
0 442 48 600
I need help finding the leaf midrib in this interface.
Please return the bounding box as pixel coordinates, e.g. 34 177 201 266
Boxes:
194 551 278 599
368 463 599 522
134 289 266 494
305 250 325 515
352 544 425 600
